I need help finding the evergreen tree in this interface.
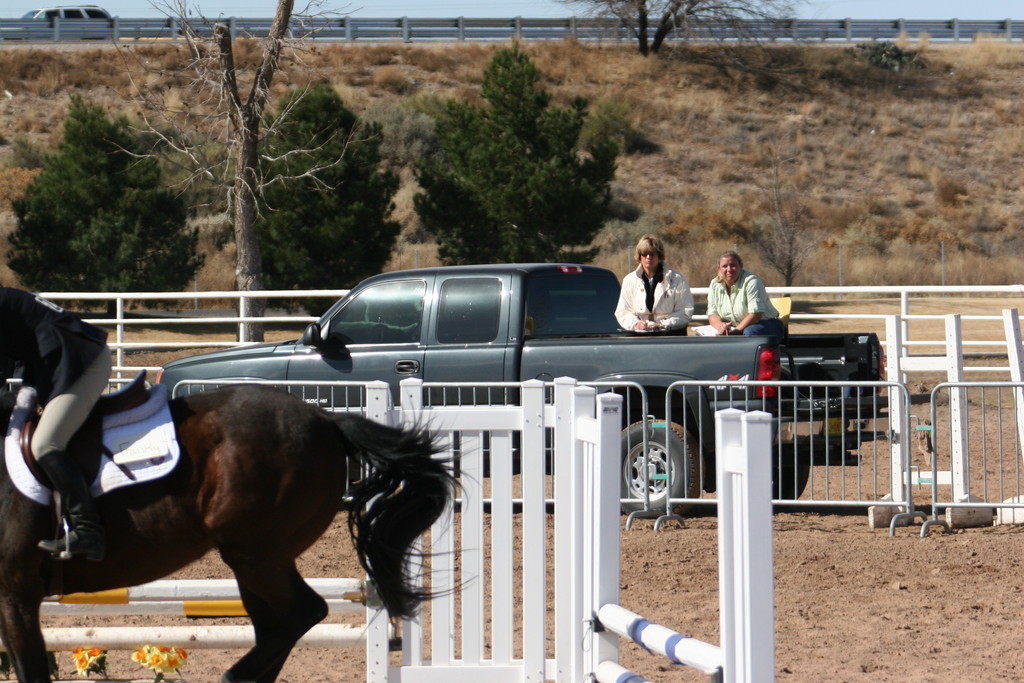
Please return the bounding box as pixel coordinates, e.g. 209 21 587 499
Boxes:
414 45 618 265
9 96 199 296
258 84 400 314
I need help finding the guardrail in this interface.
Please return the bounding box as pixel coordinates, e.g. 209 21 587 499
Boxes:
0 16 1021 43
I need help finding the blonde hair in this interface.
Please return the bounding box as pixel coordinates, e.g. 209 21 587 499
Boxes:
634 234 666 263
718 250 743 267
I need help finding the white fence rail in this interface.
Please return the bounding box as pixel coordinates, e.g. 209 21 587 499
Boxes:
29 284 1024 378
1 16 1021 43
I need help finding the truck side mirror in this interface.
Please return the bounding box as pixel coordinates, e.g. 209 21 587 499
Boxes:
301 322 325 348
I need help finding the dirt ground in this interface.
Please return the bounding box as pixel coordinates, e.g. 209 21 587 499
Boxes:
43 505 1024 683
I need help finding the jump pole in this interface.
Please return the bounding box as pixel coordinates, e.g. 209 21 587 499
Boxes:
0 624 369 651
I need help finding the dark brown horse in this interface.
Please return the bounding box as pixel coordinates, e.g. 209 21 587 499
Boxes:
0 384 454 683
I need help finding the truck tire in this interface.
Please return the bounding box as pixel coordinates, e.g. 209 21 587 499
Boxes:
621 421 700 515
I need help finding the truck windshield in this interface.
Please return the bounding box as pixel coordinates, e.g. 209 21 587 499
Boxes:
525 273 620 336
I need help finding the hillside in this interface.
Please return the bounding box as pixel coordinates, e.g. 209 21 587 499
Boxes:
0 37 1022 291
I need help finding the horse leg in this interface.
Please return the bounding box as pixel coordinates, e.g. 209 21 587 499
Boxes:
220 562 328 683
0 598 52 683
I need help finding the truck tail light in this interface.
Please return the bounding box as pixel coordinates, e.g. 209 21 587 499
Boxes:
755 347 780 398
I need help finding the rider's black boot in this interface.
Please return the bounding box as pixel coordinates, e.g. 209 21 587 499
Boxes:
36 452 106 562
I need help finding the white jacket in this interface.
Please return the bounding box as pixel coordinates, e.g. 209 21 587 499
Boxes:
614 265 694 331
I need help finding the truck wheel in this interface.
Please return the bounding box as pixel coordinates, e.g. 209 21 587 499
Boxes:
621 421 700 515
774 457 811 500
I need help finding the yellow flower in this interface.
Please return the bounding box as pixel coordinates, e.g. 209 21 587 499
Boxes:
133 644 188 679
70 646 107 677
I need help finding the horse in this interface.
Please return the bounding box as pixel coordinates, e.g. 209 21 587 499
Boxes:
0 383 454 683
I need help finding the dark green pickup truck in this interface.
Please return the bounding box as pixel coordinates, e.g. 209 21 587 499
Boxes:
158 263 884 510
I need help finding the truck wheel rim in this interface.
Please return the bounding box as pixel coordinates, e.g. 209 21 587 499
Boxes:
625 444 670 500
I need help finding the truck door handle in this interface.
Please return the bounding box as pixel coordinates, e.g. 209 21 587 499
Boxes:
394 360 420 374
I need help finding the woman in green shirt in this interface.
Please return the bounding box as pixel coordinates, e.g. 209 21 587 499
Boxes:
706 251 784 343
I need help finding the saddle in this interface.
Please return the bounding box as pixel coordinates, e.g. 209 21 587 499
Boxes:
19 372 152 489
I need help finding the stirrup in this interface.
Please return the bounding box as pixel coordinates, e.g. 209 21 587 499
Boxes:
37 517 73 559
39 519 105 562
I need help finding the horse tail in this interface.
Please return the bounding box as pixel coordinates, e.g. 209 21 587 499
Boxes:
333 414 454 619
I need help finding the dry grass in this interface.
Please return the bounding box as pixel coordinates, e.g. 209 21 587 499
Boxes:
1 39 1023 291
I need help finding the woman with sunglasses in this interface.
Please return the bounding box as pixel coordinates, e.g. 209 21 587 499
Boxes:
614 234 694 334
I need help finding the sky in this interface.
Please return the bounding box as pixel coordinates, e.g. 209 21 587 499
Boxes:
3 1 1021 20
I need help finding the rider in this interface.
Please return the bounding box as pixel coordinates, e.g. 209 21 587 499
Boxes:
0 287 112 561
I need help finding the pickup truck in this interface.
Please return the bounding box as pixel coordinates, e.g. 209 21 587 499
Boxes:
157 263 884 511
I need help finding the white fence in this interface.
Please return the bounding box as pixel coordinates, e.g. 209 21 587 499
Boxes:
359 378 773 682
1 16 1021 44
30 284 1024 378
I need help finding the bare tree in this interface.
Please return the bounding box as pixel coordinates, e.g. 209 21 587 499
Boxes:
124 0 327 341
570 0 796 55
751 151 817 287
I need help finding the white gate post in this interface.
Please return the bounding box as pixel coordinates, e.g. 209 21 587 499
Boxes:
521 380 549 682
715 409 775 683
1003 309 1024 464
366 380 396 683
566 384 594 683
584 391 624 676
883 316 912 512
941 315 969 502
552 377 579 683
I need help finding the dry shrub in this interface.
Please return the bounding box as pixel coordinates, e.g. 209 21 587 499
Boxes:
0 168 40 210
930 170 969 207
401 46 458 73
130 45 190 72
528 40 601 84
329 81 370 110
33 61 67 97
0 49 67 88
945 35 1024 69
371 65 414 94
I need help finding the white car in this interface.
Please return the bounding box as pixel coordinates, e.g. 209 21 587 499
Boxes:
18 5 112 39
20 5 112 20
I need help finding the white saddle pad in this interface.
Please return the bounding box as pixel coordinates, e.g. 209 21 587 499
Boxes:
5 385 181 505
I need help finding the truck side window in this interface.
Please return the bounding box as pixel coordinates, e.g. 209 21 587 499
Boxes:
325 280 424 345
436 278 501 344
